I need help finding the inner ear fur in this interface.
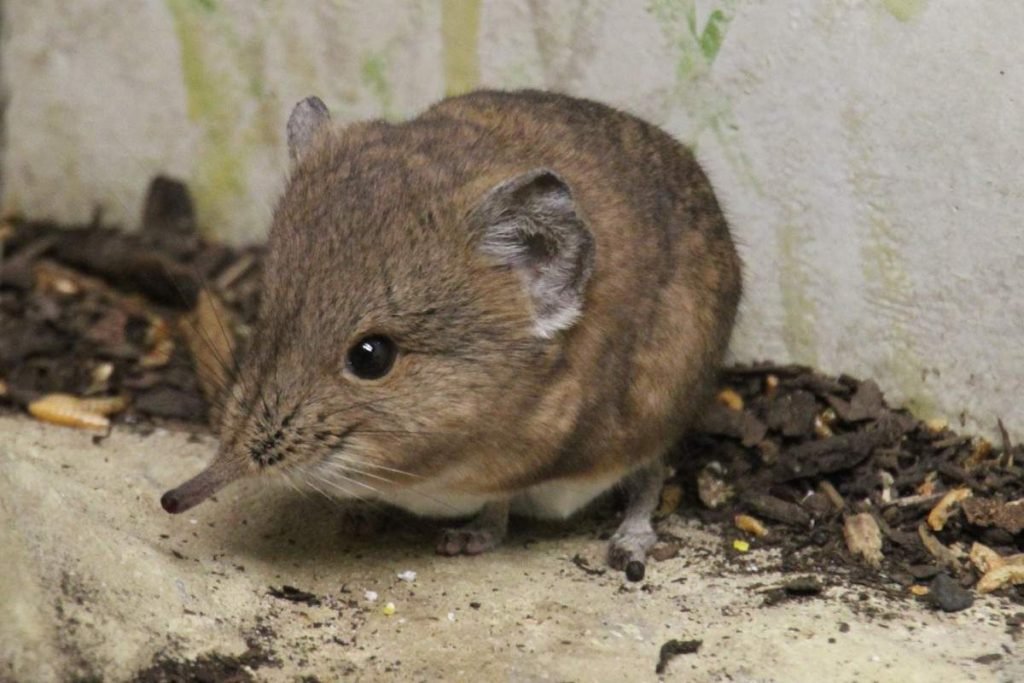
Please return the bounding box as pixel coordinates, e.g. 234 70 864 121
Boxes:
471 168 595 338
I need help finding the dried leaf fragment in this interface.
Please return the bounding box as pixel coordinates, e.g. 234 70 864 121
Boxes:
927 488 972 531
28 393 127 432
843 513 884 568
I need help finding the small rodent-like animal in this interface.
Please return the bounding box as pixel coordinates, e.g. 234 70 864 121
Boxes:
161 89 742 570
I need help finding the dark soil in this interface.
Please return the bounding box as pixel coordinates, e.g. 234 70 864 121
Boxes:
132 641 275 683
2 176 1021 609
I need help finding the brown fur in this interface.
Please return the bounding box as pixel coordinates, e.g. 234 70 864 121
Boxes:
170 89 742 515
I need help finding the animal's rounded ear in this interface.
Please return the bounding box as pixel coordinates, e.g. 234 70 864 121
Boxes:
471 168 595 338
286 96 331 164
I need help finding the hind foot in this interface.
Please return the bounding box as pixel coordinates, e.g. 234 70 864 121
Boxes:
605 459 666 575
436 500 509 556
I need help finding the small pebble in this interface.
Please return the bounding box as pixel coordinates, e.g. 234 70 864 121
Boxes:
625 560 646 582
396 570 417 582
364 590 379 602
929 573 974 612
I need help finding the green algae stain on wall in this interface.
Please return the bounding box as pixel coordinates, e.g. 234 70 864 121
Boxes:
442 0 481 96
843 104 936 417
882 0 926 22
166 0 246 235
361 54 394 119
649 0 736 81
861 214 937 417
777 224 820 365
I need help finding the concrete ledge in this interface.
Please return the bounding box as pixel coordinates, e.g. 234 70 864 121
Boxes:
2 415 1019 681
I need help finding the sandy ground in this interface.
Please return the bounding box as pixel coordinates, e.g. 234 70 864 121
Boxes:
1 414 1020 682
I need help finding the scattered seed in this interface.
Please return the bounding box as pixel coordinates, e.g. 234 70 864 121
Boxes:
813 413 834 439
716 388 744 411
734 514 768 538
732 539 750 553
28 393 127 432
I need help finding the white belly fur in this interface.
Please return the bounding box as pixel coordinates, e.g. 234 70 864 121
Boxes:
374 469 626 520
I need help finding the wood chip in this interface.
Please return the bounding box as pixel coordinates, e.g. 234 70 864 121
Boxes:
996 418 1014 467
917 523 961 569
843 513 884 568
743 492 811 527
926 488 972 531
969 542 1004 574
976 564 1024 594
32 260 150 317
770 414 906 483
961 497 1024 535
818 480 846 511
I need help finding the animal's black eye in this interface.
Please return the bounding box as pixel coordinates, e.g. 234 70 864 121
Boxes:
346 335 397 379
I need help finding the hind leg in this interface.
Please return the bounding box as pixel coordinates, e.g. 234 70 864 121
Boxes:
436 500 510 556
607 459 665 572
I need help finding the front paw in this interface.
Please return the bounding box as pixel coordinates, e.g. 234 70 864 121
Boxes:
607 527 657 570
436 528 501 556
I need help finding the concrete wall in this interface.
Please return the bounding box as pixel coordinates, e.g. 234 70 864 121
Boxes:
1 1 1021 440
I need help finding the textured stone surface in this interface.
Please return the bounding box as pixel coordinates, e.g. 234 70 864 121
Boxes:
0 2 1020 440
2 415 1021 681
